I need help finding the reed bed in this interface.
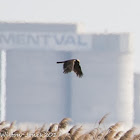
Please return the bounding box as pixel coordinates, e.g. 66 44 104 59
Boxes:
0 115 140 140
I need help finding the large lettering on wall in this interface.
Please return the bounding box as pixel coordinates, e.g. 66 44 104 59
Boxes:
0 32 92 50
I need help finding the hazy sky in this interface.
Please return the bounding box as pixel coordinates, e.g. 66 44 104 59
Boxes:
0 0 140 72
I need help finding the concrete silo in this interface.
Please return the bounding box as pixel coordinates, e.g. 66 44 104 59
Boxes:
134 73 140 124
71 33 134 127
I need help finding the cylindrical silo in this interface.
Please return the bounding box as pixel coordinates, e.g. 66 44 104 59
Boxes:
134 73 140 124
71 33 134 127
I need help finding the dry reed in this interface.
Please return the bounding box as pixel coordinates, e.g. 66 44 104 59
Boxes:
0 116 140 140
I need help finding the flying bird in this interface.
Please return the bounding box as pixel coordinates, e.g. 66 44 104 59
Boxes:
57 59 83 78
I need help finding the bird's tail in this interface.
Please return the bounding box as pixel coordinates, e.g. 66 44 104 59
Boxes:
56 61 64 64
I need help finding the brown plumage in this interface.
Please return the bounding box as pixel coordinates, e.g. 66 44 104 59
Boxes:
57 59 83 78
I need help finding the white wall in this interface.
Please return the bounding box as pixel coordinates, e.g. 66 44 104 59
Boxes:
6 50 72 123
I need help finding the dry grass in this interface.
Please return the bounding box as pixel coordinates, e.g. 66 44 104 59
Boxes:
0 116 139 140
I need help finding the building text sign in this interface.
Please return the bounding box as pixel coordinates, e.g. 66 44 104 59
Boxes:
0 32 92 50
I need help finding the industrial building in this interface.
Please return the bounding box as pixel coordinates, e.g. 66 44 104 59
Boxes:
134 73 140 124
0 23 134 126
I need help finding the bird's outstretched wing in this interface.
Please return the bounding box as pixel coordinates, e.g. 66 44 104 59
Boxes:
74 61 83 77
63 60 75 73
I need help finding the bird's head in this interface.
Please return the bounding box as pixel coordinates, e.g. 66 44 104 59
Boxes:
76 59 80 62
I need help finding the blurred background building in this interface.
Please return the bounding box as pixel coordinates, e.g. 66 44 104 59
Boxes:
0 23 135 126
134 73 140 125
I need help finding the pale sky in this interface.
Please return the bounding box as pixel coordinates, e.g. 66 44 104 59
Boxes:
0 0 140 72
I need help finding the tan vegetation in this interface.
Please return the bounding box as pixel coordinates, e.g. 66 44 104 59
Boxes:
0 116 139 140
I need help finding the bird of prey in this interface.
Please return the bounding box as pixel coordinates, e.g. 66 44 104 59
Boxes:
57 59 83 78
